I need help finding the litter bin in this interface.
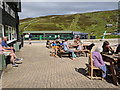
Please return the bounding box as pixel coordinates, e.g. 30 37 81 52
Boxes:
14 42 21 52
0 54 6 70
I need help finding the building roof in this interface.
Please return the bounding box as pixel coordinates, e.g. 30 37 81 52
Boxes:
23 31 73 34
6 0 21 12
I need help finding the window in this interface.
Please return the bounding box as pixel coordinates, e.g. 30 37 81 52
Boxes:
12 27 17 40
5 25 17 42
4 2 15 18
0 24 2 37
5 25 11 41
9 26 12 40
5 25 9 39
0 0 3 8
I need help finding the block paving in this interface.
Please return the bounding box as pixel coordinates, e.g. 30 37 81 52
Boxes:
1 43 119 89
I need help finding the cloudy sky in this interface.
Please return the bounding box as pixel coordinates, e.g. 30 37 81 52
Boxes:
19 1 119 19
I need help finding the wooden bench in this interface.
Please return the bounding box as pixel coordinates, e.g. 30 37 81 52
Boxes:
75 50 89 57
57 49 89 58
57 50 71 58
57 48 89 58
1 54 22 67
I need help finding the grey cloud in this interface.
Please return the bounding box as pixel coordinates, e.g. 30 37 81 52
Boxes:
21 0 119 2
19 2 118 19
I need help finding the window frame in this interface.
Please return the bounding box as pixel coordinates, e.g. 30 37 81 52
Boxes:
0 24 2 37
6 26 17 44
0 24 4 38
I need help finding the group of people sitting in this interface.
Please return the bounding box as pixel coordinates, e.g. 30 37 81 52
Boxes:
46 36 95 60
0 36 23 67
46 36 120 79
92 41 120 79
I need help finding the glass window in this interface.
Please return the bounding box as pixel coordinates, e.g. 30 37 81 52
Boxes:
12 28 17 40
9 26 12 40
11 27 14 39
5 25 17 41
5 25 9 39
0 0 3 8
0 24 2 37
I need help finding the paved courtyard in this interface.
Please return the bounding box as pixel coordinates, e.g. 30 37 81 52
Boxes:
1 41 119 88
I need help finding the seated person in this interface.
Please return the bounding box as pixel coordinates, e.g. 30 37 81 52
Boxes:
115 44 120 72
46 40 50 45
60 40 64 46
102 41 114 54
46 40 51 48
56 41 61 46
63 39 76 60
74 36 82 44
52 41 57 46
92 47 107 78
116 44 120 54
50 41 58 56
1 36 23 61
74 36 94 51
0 37 18 67
74 36 83 49
2 36 15 52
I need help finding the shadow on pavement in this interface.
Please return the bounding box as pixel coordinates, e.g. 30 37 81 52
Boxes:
74 66 117 85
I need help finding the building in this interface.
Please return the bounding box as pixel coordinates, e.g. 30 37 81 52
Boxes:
0 0 21 45
23 31 88 40
73 31 88 39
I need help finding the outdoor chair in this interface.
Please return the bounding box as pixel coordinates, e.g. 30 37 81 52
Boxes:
57 46 72 58
116 69 120 80
50 46 59 57
88 52 103 80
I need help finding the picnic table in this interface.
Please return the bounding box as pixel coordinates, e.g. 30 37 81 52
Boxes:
102 54 120 85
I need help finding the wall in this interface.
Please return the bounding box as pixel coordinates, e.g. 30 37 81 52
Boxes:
2 9 17 28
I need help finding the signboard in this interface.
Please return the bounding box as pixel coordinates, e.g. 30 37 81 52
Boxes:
106 24 113 27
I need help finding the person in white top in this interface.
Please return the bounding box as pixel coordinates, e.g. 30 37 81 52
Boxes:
63 39 76 60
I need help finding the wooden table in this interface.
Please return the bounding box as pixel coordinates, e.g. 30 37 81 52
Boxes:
102 54 120 85
70 44 90 57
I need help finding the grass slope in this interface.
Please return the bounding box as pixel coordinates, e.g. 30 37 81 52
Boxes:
20 10 119 38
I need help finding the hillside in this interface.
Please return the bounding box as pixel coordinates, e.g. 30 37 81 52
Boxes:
19 10 119 38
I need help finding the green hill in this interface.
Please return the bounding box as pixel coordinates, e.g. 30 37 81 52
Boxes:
19 10 119 38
